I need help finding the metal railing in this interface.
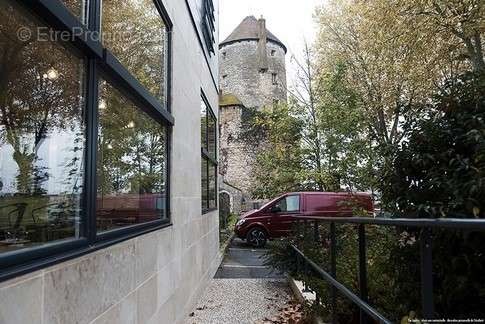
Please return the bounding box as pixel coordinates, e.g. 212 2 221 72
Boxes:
291 217 485 324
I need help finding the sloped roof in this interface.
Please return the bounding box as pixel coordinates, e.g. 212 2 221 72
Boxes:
220 93 244 107
220 16 287 53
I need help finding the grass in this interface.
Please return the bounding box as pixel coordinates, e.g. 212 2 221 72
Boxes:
219 213 238 247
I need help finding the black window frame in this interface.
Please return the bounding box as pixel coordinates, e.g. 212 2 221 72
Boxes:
201 0 215 55
0 0 174 282
200 92 217 213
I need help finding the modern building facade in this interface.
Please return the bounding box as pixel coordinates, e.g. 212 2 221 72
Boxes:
0 0 220 323
219 16 287 208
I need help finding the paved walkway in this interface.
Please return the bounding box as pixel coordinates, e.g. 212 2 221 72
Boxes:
188 238 292 324
214 238 284 279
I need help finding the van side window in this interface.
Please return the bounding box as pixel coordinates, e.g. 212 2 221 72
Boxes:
274 195 300 212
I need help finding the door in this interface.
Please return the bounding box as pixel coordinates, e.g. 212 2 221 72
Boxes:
265 195 301 237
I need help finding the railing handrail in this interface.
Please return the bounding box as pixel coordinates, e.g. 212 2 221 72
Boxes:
291 216 485 323
292 244 393 324
294 216 485 230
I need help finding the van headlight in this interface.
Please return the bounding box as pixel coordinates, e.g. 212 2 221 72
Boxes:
236 219 246 226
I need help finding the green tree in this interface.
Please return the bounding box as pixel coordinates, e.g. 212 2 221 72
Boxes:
250 103 303 198
251 46 376 198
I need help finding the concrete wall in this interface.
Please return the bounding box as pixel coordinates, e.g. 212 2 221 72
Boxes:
0 1 220 323
220 40 287 109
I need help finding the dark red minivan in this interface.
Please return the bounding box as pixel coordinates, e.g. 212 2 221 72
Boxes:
234 192 374 247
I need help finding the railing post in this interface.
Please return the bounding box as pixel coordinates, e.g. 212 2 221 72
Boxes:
314 220 319 242
313 220 320 306
330 222 337 324
420 227 434 319
358 224 368 324
303 259 310 292
297 219 303 245
304 219 309 240
296 248 300 275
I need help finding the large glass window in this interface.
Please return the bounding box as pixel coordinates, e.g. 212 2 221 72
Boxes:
0 2 86 253
62 0 88 23
201 97 216 159
208 163 216 209
201 102 207 151
201 0 216 54
207 109 216 160
101 0 168 105
201 159 208 208
201 95 217 212
0 0 173 279
97 80 167 232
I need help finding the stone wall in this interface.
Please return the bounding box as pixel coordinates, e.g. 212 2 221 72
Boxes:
218 31 287 203
0 0 221 323
219 179 244 216
219 104 259 197
220 40 287 109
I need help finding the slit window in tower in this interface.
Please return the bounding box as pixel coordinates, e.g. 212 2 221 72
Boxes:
272 73 278 85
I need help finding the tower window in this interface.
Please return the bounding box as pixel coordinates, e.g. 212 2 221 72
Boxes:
271 49 276 56
272 73 278 85
222 52 227 59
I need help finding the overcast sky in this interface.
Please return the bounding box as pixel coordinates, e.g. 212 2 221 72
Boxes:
219 0 323 83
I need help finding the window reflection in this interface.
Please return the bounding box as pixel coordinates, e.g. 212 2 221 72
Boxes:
62 0 88 23
0 2 86 253
207 111 216 160
201 98 216 158
200 95 217 212
201 100 207 150
208 164 216 209
101 0 168 105
97 80 167 232
201 158 208 210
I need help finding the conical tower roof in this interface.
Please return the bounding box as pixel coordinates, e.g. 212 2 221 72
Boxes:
220 16 287 53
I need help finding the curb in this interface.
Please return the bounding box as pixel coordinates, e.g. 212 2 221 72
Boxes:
286 275 327 324
219 231 235 254
287 274 305 304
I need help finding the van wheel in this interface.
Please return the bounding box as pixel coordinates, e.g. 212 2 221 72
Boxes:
246 227 267 248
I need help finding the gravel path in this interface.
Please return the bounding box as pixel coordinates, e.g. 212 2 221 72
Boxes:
187 279 292 324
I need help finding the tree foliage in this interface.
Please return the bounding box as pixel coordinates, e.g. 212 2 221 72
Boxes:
250 103 303 198
262 0 485 321
251 47 376 198
383 72 485 217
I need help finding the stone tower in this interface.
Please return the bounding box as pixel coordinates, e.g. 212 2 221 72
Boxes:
219 16 287 109
219 16 287 210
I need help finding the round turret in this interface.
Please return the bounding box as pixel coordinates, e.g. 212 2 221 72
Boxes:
219 16 287 109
